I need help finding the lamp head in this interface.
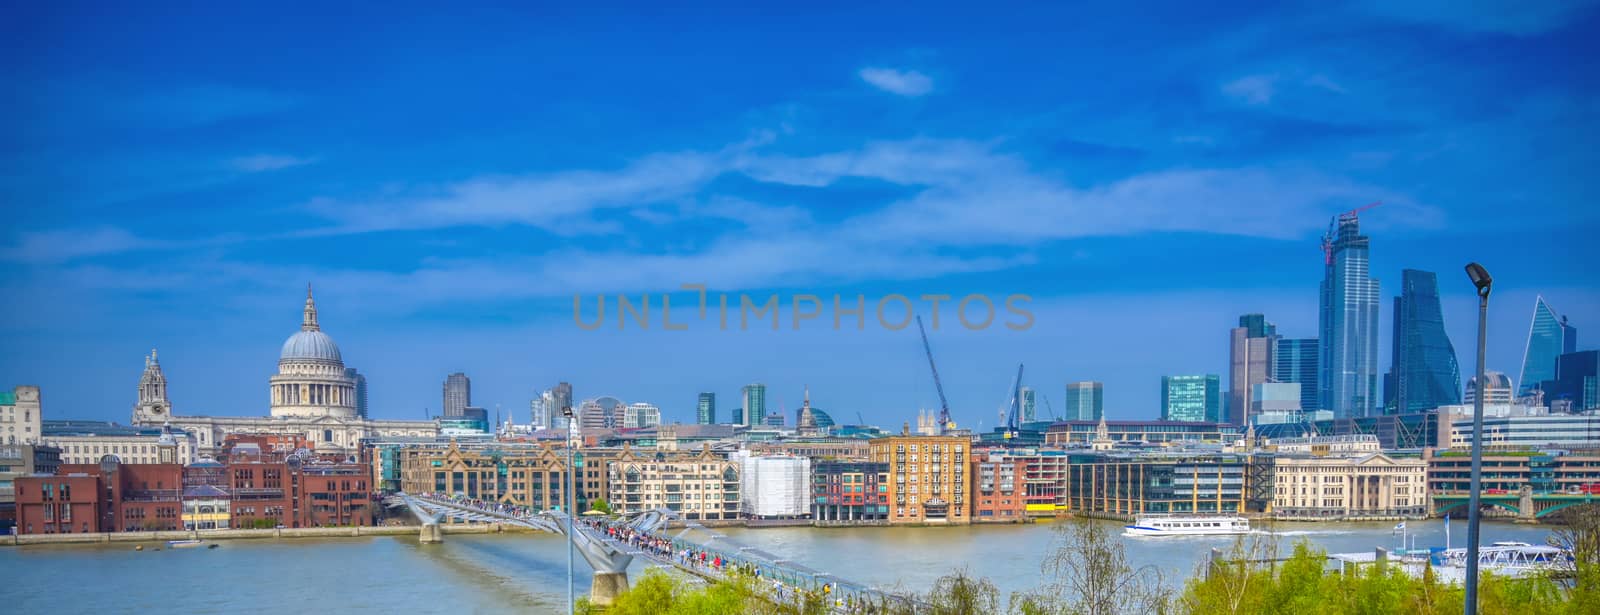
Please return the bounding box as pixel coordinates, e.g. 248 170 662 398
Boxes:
1465 262 1493 297
562 404 574 418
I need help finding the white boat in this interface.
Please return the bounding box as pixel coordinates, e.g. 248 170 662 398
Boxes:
166 539 204 548
1123 515 1251 537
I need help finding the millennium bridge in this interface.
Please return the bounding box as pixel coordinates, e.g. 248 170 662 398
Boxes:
387 491 926 610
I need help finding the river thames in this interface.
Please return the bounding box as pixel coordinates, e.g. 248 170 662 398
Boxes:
0 519 1558 613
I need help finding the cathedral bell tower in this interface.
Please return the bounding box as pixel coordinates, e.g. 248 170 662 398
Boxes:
133 349 171 425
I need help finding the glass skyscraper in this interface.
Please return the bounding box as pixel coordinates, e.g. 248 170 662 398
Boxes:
442 372 470 417
1275 338 1320 411
1161 375 1221 423
697 392 716 424
741 383 767 428
1019 386 1036 422
1064 381 1103 421
1385 269 1461 414
1519 296 1577 396
1319 214 1381 419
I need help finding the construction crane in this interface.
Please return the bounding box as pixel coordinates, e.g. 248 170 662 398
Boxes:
1041 393 1058 421
1321 201 1381 264
915 315 954 433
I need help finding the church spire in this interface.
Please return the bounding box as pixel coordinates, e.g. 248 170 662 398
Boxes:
302 283 320 331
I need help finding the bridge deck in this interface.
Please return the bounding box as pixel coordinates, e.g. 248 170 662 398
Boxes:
395 492 923 611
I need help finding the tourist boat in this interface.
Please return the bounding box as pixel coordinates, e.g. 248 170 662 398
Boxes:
1123 515 1251 537
166 539 204 549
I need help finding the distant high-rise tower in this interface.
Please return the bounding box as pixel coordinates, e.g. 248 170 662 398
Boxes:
1384 270 1461 414
345 368 369 418
1019 386 1036 423
1229 313 1277 425
741 383 767 428
1064 382 1103 421
1274 338 1319 411
1319 212 1381 419
551 382 574 428
1162 375 1221 423
530 394 549 429
1466 371 1515 406
443 372 470 417
1519 296 1577 397
697 392 716 425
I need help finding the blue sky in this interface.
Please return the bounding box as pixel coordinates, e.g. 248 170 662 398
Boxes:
3 2 1598 428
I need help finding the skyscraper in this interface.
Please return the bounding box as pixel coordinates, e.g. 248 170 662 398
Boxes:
1384 270 1461 414
443 372 470 417
741 383 767 428
1544 351 1598 412
1229 313 1277 425
1274 338 1320 411
1518 296 1577 396
1161 375 1221 423
1319 212 1381 419
697 392 716 424
345 367 369 418
1019 386 1036 423
551 382 573 428
1064 382 1103 421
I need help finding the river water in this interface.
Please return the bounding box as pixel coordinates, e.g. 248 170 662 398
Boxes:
0 519 1558 613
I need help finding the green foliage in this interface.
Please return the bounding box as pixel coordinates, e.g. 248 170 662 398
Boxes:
588 498 612 514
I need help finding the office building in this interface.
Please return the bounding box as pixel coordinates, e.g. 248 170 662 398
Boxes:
1520 296 1578 396
1427 451 1600 496
1439 411 1600 450
529 395 548 430
624 403 662 429
442 373 470 417
869 435 970 524
1044 419 1239 445
1062 453 1264 517
1465 371 1515 406
1229 314 1277 425
1 385 42 446
551 382 574 427
1020 386 1036 423
811 461 890 523
1271 453 1427 520
697 392 716 425
1161 375 1221 423
344 368 369 419
1319 212 1381 418
741 383 767 428
43 421 197 465
579 397 625 431
1385 270 1461 414
1064 382 1104 421
1274 338 1320 411
1251 382 1302 416
1543 351 1599 412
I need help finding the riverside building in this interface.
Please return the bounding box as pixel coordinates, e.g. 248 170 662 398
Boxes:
870 434 970 525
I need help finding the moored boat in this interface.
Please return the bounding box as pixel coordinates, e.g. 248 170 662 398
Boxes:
166 539 204 548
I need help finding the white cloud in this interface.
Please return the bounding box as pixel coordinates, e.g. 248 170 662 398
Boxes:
858 67 934 96
0 227 163 264
1221 74 1276 105
229 154 316 172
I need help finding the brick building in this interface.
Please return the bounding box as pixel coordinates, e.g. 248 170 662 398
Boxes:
970 455 1027 523
869 435 970 524
810 461 889 523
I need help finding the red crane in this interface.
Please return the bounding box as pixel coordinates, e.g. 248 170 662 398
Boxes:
1321 201 1382 265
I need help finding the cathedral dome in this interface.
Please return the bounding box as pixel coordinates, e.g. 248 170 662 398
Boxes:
281 330 342 363
279 285 343 364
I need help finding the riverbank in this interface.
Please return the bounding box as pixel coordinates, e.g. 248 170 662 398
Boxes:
1 522 533 547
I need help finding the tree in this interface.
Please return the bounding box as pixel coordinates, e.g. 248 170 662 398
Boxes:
1011 516 1173 614
588 498 612 514
1550 503 1600 614
925 569 1001 615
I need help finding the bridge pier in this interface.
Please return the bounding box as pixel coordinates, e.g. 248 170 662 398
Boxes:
590 572 629 606
419 523 444 544
1518 486 1536 522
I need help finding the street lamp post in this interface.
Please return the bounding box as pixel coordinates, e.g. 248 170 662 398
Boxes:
1463 262 1493 615
563 404 576 615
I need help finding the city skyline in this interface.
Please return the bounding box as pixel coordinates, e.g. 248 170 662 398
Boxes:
4 4 1598 427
